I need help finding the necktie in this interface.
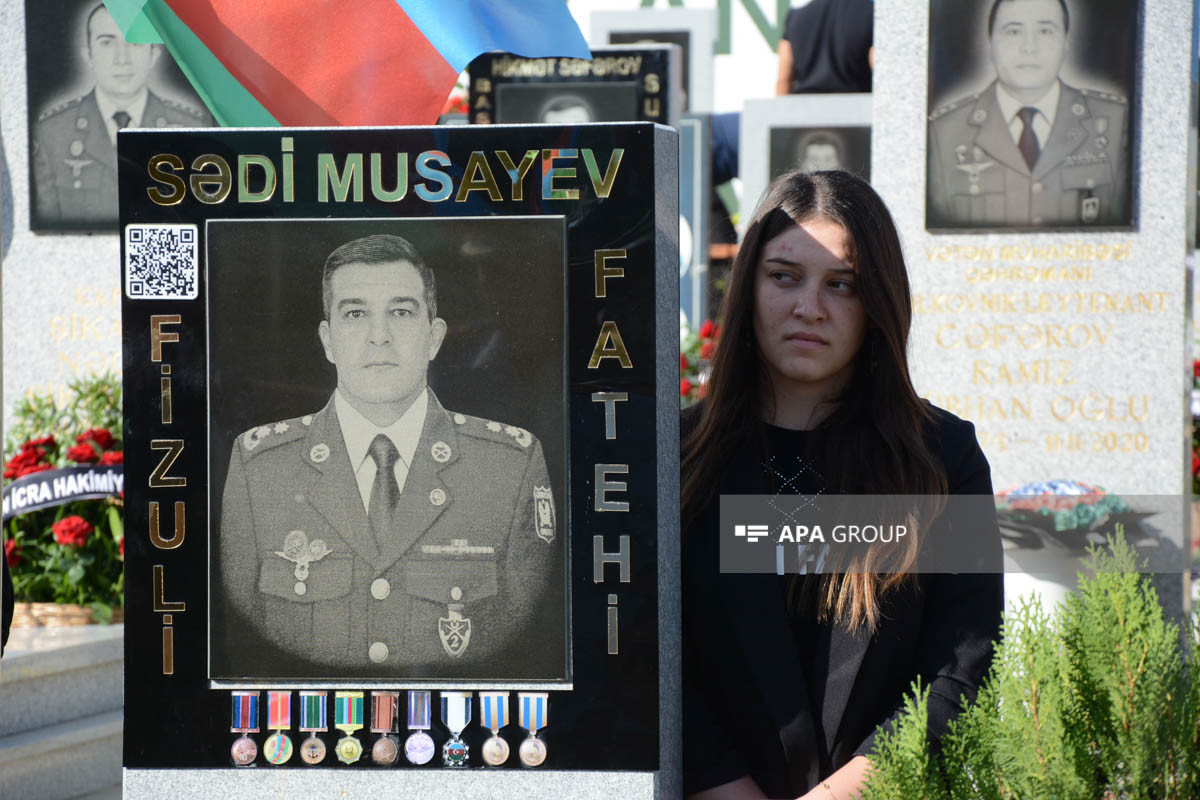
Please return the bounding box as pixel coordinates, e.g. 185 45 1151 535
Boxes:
367 434 401 542
113 110 132 129
1016 107 1040 170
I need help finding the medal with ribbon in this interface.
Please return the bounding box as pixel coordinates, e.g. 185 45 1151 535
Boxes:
478 691 511 766
404 690 436 765
440 691 473 767
298 691 329 765
517 692 549 767
263 691 293 765
229 691 260 766
334 691 365 764
370 691 400 765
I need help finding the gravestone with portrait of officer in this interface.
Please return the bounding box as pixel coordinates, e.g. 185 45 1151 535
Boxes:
117 123 680 796
468 44 683 130
874 0 1194 611
23 0 215 231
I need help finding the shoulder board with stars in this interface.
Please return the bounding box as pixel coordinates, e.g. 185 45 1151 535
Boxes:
448 411 535 450
238 414 315 455
1079 88 1128 105
37 95 84 122
929 93 979 122
158 94 209 120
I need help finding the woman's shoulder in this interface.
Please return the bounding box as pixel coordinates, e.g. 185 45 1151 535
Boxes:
920 401 991 487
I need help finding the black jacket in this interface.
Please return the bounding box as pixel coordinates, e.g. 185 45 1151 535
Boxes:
2 555 13 655
682 407 1003 798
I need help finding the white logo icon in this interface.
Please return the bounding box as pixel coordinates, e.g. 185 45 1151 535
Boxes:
734 524 770 543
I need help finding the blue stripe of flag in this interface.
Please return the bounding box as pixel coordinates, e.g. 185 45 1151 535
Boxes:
395 0 591 73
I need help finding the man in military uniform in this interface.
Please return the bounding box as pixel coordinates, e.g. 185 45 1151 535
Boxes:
31 4 211 228
927 0 1129 229
216 234 564 680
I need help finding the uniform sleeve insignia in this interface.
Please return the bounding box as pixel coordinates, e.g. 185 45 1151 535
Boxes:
302 415 313 426
970 108 987 125
453 413 466 425
273 422 289 434
310 443 330 463
504 425 532 448
486 421 502 432
534 486 556 543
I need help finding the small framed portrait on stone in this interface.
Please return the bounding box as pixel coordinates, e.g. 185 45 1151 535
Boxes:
768 127 872 183
470 45 683 128
24 0 215 232
591 7 718 112
740 94 872 225
926 0 1139 232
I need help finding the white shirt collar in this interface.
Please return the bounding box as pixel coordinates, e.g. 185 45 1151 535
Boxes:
995 80 1060 130
334 388 428 472
95 86 150 144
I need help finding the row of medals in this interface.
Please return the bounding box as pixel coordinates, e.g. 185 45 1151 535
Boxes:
230 690 547 769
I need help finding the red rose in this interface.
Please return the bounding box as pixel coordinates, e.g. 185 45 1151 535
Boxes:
17 463 54 478
1193 452 1199 476
4 538 19 567
700 341 715 359
680 353 689 371
53 516 93 547
77 428 116 450
66 444 100 464
1194 360 1200 379
25 435 57 450
98 451 124 465
680 378 694 397
699 320 715 339
4 448 45 479
119 537 125 560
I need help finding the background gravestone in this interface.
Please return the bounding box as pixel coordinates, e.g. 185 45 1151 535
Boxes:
875 0 1194 612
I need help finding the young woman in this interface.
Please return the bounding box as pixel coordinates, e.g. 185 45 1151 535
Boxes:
681 170 1003 799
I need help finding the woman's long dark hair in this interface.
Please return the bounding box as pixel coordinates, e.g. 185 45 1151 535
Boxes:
681 170 948 631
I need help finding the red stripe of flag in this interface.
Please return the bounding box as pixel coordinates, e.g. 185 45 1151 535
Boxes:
161 0 458 125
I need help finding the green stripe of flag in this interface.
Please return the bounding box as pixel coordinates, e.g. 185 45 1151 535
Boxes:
102 0 278 126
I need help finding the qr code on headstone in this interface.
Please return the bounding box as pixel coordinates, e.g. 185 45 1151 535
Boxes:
124 224 199 300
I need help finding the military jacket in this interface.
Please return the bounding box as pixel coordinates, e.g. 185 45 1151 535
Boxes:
31 89 211 227
216 392 563 679
927 81 1128 229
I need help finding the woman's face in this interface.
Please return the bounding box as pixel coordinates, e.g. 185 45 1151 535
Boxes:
753 217 868 399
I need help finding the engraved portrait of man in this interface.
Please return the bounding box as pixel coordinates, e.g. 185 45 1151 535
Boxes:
926 0 1134 230
26 1 213 229
211 228 566 681
769 127 871 183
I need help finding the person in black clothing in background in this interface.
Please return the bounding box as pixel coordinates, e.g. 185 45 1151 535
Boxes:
775 0 874 96
2 555 13 656
681 170 1003 799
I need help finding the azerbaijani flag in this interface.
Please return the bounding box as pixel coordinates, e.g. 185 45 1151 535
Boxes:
102 0 591 127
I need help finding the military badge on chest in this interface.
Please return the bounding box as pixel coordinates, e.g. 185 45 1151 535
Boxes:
954 144 995 195
439 585 472 658
273 530 332 596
